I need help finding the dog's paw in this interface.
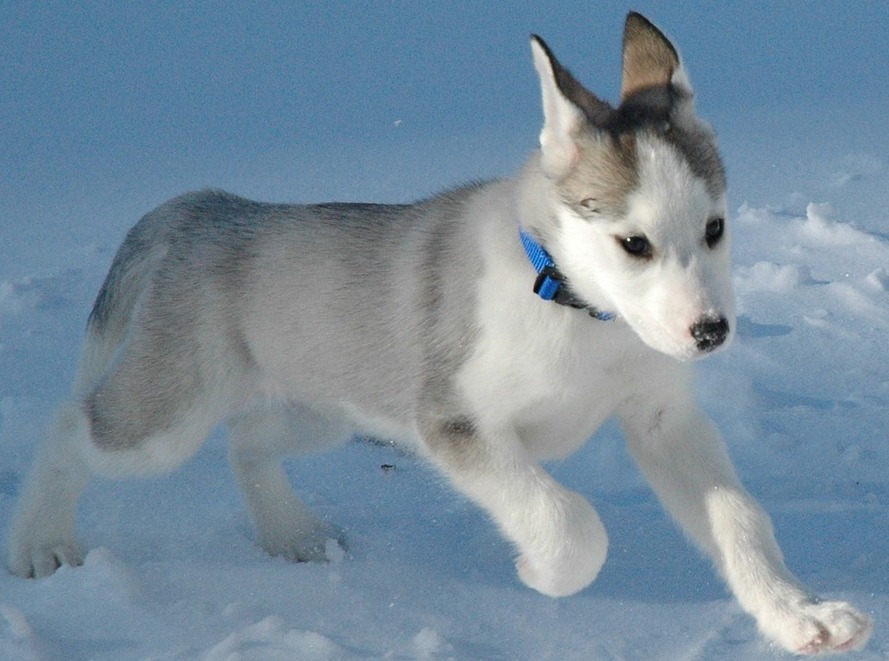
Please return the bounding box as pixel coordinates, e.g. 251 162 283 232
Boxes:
258 520 345 564
764 599 873 655
8 539 85 579
515 491 607 597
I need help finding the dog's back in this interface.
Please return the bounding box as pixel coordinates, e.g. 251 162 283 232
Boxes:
79 185 500 449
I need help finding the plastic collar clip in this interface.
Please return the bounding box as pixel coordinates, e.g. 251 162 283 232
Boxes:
519 230 616 321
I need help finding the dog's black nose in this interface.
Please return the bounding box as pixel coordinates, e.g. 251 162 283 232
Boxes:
691 317 729 352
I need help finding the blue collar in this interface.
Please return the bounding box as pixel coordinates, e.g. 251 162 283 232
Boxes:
519 229 616 321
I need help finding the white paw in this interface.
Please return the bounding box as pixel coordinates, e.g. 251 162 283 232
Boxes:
8 538 85 579
257 520 345 564
764 599 873 656
515 491 607 597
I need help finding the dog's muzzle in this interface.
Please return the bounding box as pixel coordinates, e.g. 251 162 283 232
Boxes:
691 316 730 352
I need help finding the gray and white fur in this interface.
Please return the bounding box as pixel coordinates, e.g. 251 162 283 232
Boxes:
8 13 871 655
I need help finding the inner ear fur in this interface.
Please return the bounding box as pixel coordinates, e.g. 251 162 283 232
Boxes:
621 12 681 100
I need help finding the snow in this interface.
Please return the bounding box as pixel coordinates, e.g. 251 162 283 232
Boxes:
1 4 888 660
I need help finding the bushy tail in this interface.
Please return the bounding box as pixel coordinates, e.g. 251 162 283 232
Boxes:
73 206 172 397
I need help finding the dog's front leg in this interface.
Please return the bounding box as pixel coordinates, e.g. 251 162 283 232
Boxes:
619 391 872 655
420 413 607 597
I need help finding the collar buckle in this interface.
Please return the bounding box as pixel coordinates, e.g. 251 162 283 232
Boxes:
532 265 565 301
520 229 616 322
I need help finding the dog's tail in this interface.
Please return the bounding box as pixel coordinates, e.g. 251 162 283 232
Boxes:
72 202 175 397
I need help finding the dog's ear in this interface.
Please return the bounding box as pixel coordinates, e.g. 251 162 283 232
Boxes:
531 35 610 177
621 12 692 101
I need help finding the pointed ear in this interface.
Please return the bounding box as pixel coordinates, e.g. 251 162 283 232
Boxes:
621 12 691 100
530 35 592 177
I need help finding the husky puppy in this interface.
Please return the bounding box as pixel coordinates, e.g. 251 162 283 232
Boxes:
8 12 871 655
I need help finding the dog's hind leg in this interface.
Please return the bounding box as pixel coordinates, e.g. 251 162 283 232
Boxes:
9 322 234 577
7 324 135 578
228 404 349 562
7 402 92 578
78 325 231 478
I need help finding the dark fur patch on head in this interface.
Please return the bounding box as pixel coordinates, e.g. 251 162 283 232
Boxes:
619 88 725 198
559 131 639 218
664 119 726 198
609 86 677 133
560 84 725 213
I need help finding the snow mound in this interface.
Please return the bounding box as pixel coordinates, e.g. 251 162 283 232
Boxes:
204 616 345 661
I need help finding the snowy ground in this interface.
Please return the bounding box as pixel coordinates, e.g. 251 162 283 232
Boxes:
2 4 888 660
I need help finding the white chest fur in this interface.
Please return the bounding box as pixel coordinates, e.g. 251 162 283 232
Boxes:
457 273 650 461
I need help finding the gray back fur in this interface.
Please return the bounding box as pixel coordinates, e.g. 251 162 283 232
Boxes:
86 185 494 448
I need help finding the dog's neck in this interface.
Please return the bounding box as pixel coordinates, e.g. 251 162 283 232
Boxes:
519 229 616 321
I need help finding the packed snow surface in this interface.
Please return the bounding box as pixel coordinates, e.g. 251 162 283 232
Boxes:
1 4 887 659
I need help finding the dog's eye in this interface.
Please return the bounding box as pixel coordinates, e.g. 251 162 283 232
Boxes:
705 217 725 248
618 235 653 259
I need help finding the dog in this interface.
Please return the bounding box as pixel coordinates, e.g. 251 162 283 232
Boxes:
8 12 872 655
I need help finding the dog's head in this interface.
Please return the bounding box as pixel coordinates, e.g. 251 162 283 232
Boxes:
529 13 734 361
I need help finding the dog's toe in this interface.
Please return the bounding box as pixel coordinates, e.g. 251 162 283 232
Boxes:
797 601 873 655
259 521 345 564
10 541 85 579
767 599 874 655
